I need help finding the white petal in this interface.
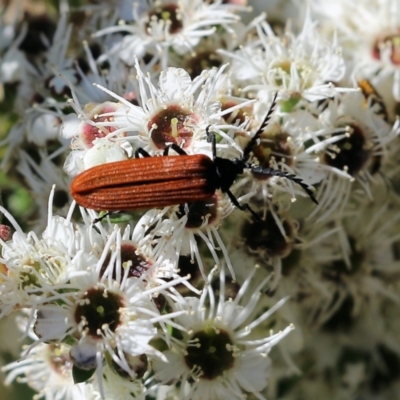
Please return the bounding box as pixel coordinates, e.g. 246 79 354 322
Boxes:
159 68 192 100
70 338 98 370
63 150 85 176
61 114 81 139
83 143 129 169
35 305 71 342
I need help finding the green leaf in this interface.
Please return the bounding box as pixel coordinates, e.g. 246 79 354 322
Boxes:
72 365 96 384
97 211 134 224
7 188 34 217
63 335 78 346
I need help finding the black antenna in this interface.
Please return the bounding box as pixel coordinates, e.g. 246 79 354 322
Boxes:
242 92 278 162
250 165 318 204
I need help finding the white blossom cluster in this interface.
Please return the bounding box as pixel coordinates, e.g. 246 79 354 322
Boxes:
0 0 400 399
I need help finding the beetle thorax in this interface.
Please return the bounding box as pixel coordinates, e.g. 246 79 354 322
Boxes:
214 157 245 192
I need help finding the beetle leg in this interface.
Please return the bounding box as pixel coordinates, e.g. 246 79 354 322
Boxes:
164 143 187 156
135 148 151 158
205 126 217 160
225 189 261 221
92 212 114 224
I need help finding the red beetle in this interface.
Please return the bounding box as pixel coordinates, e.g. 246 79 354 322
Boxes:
71 94 317 219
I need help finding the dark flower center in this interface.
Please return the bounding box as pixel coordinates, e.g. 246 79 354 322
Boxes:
101 241 152 280
184 326 235 380
323 123 371 176
74 287 124 338
242 212 295 258
178 195 219 229
147 4 183 35
252 131 293 180
149 105 196 150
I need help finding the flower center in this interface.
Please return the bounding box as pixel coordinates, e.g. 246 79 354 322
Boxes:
0 224 13 242
101 241 152 280
148 105 196 150
323 123 372 176
48 344 73 378
177 195 219 229
220 101 248 125
19 13 56 55
74 287 124 338
174 255 202 294
147 4 183 35
242 212 295 258
80 102 122 148
373 32 400 65
111 353 148 380
187 51 223 79
270 59 314 91
251 131 293 180
19 261 42 290
184 326 235 380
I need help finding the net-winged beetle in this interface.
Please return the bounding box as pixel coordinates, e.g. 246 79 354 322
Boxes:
70 93 317 219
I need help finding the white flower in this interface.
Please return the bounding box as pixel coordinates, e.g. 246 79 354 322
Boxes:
92 364 145 400
223 12 347 103
61 98 134 175
153 267 294 400
3 342 95 400
72 40 136 106
15 151 70 230
7 203 190 395
33 266 187 397
231 109 324 212
94 0 246 69
62 62 253 178
79 207 198 287
0 38 30 84
0 5 31 85
0 190 85 318
136 200 236 280
34 13 78 96
304 91 399 221
311 0 400 101
91 61 253 156
292 199 400 334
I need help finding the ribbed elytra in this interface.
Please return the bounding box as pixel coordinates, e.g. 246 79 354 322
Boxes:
71 154 217 211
